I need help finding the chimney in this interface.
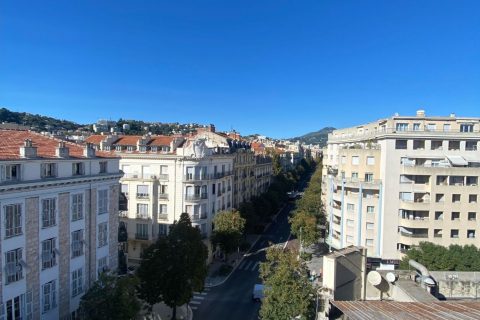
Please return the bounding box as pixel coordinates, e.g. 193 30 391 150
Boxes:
208 124 215 132
416 109 425 117
83 143 96 158
20 139 37 158
450 113 456 118
55 141 70 158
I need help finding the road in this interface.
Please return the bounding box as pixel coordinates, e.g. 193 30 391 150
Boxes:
192 202 295 320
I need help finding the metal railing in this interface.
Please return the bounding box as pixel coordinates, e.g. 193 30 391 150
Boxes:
135 233 149 240
185 193 208 201
158 193 168 200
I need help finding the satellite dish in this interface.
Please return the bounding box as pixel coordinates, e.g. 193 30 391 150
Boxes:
367 271 382 286
386 272 397 283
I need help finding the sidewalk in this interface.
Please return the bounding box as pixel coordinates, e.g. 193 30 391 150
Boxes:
137 302 193 320
205 204 286 288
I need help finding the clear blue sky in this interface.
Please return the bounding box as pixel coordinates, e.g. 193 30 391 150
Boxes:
1 1 479 138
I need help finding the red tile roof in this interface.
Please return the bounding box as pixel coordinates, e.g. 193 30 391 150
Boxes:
148 136 174 146
0 130 116 160
84 135 107 145
114 136 141 146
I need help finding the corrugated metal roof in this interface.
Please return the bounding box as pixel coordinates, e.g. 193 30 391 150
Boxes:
331 301 480 320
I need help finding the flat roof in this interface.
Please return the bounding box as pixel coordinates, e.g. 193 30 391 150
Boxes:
331 300 480 320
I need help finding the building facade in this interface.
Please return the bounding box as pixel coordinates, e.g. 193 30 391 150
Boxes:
0 130 122 320
323 110 480 266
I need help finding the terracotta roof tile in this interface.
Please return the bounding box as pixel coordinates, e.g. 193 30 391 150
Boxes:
85 135 106 145
114 136 141 146
148 136 174 146
0 130 116 160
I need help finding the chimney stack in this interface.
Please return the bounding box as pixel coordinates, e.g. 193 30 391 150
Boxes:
83 143 96 158
416 109 426 117
20 139 37 158
55 141 70 158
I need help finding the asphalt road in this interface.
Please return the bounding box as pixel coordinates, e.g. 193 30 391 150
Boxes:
192 202 295 320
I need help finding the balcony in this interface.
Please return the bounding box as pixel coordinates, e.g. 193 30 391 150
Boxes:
185 193 208 201
184 174 208 182
158 214 168 220
158 174 169 181
191 214 207 221
136 214 151 220
119 210 128 218
227 186 232 191
399 231 428 238
158 193 169 200
136 193 150 200
398 217 430 228
135 233 149 240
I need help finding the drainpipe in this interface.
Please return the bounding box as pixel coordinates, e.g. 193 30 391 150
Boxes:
409 260 434 289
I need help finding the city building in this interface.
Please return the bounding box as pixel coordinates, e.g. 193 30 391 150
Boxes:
0 130 122 319
322 110 480 267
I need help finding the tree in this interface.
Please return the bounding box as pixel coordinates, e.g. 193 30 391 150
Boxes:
259 248 315 320
137 213 208 320
289 211 320 248
79 273 140 320
211 210 246 258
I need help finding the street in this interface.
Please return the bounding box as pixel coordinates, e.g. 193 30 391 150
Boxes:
192 202 295 320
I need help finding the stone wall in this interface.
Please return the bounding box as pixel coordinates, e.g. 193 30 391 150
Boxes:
25 197 40 319
58 192 70 318
430 271 480 299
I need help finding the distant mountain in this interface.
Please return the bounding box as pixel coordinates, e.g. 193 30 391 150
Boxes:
290 127 336 146
0 107 82 131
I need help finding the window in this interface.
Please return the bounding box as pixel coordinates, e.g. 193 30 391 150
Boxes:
136 204 149 219
347 203 354 211
452 194 461 203
366 156 375 165
395 140 408 149
450 229 459 238
346 235 353 243
98 222 108 248
159 184 168 195
413 140 425 150
99 161 107 173
212 183 216 195
72 162 84 176
469 195 477 203
413 123 421 131
468 212 476 221
97 256 108 275
5 248 23 284
448 141 460 150
127 146 135 152
468 230 476 239
41 238 56 269
366 206 374 213
71 194 84 221
98 189 108 214
399 192 413 201
159 224 168 236
460 124 474 132
4 203 22 238
136 223 148 240
42 280 56 313
42 198 56 228
466 141 478 151
451 212 460 221
351 156 359 165
443 124 451 132
121 184 129 195
160 165 168 174
159 204 167 214
365 239 374 246
366 223 374 230
396 123 409 131
136 185 149 199
364 173 373 182
426 123 436 131
341 156 346 164
351 172 358 180
431 140 443 150
4 294 31 320
435 211 443 220
3 164 21 181
41 163 57 178
71 230 84 258
435 194 445 203
72 268 84 297
346 219 354 227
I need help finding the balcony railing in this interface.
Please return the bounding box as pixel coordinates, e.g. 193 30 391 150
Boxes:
136 214 150 220
158 214 168 220
192 214 207 221
158 193 168 200
119 210 128 218
399 231 428 238
158 174 169 181
135 233 149 240
184 174 208 181
136 193 150 199
185 193 208 201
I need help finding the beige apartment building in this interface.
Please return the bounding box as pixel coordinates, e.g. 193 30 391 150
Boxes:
323 110 480 267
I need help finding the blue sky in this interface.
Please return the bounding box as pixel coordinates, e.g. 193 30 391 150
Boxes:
1 1 479 138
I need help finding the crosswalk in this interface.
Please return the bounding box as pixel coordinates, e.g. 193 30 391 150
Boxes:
236 260 260 272
190 288 210 310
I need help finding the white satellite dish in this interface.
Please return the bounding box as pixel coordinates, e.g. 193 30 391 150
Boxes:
367 271 382 286
386 272 397 283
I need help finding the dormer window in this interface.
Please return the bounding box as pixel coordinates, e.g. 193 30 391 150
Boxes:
3 164 21 181
161 146 170 152
115 145 122 151
151 146 158 152
41 163 57 178
104 145 111 151
72 162 84 176
127 146 135 152
139 146 147 152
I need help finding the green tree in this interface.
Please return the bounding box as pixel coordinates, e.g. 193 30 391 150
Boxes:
79 273 140 320
259 248 315 320
137 213 208 320
211 210 246 258
289 211 320 248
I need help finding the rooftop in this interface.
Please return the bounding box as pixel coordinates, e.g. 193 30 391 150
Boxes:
331 300 480 320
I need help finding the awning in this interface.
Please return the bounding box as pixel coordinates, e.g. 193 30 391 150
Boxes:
447 155 468 166
399 227 412 234
463 154 480 163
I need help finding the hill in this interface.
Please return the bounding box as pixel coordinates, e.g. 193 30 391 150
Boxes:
0 107 82 131
290 127 336 146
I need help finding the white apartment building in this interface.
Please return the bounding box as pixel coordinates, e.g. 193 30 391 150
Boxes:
323 110 480 267
86 133 234 265
0 130 122 320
